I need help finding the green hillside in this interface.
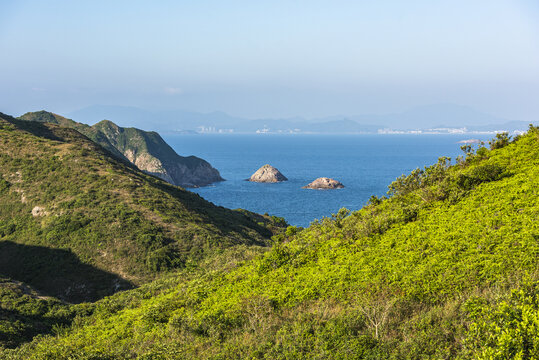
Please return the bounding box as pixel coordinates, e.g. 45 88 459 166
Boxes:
0 112 283 305
18 111 224 187
17 111 128 161
2 126 538 359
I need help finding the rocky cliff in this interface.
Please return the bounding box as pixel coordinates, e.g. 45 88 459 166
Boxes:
18 111 224 187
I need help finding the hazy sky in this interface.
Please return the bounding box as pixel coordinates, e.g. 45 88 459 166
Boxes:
1 0 538 120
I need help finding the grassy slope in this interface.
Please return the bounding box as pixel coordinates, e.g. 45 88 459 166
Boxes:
3 129 538 359
18 111 224 186
17 111 127 161
0 278 82 349
0 112 283 304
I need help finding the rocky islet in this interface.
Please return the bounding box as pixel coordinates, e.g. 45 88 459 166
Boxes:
248 164 288 183
303 177 344 189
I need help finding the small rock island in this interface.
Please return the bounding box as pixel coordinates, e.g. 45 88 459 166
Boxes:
248 164 288 183
303 177 344 190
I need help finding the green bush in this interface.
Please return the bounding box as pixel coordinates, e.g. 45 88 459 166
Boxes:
0 178 10 193
464 282 539 359
456 163 505 190
489 132 511 150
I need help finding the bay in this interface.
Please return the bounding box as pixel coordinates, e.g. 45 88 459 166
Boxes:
163 134 492 227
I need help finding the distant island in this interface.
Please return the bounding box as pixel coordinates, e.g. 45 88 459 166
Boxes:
457 139 482 144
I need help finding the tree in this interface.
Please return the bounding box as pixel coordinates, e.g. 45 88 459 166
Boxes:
489 132 511 150
357 290 397 339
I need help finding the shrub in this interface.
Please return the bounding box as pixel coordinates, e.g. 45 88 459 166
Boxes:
146 247 183 272
464 283 539 359
456 164 505 190
489 132 511 150
0 178 10 193
285 226 298 237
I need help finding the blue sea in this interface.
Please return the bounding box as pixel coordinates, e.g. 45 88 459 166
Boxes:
163 134 492 227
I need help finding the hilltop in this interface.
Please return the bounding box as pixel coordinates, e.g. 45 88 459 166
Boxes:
3 123 538 358
0 112 284 305
18 111 224 187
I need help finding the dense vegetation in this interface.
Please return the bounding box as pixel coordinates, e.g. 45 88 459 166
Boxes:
0 278 81 349
0 112 282 304
1 116 538 359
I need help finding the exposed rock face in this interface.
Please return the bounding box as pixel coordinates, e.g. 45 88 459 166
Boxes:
248 164 288 183
302 177 344 190
18 111 224 188
92 120 224 187
31 206 48 217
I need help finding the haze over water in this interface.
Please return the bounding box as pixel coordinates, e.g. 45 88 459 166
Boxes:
164 134 493 227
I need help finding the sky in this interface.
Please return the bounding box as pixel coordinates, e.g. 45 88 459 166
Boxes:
1 0 538 121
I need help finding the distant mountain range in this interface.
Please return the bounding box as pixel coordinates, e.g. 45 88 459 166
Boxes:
67 105 382 133
66 103 533 134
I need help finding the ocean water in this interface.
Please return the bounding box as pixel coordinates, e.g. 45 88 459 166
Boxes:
163 134 492 227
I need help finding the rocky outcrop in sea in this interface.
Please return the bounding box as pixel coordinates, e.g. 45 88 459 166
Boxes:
303 177 344 189
248 164 288 183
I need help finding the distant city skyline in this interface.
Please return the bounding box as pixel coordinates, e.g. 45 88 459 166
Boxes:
1 0 538 122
